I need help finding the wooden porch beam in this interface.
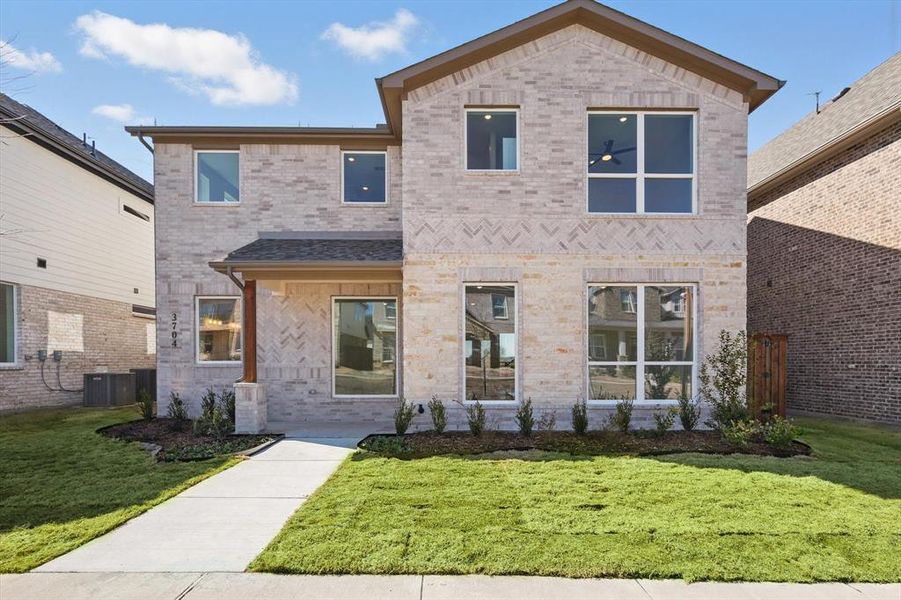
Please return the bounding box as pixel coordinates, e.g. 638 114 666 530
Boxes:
243 279 257 383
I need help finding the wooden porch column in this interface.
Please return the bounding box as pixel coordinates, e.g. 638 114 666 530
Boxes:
243 279 257 383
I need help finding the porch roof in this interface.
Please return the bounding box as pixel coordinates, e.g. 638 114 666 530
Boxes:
209 232 403 273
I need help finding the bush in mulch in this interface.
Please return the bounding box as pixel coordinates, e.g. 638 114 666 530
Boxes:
358 429 810 460
100 418 276 462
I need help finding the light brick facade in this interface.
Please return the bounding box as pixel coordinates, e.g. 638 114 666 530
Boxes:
153 25 751 429
0 284 156 412
748 120 901 424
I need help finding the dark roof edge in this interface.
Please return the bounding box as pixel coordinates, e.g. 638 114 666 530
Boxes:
1 106 154 204
748 102 901 201
259 230 403 240
125 125 399 144
210 260 403 272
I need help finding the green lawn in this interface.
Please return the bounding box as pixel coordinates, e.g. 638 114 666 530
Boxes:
0 407 235 572
251 418 901 582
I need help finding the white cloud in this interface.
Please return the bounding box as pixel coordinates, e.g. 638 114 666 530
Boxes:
74 12 298 106
92 103 151 124
1 41 62 73
321 9 419 61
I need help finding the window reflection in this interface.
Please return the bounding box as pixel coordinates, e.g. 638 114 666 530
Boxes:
197 298 242 362
334 299 397 396
465 285 516 401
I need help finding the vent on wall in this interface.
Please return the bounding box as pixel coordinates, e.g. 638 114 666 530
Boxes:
132 304 156 319
122 204 150 222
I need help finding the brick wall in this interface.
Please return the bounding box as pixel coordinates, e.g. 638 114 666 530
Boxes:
748 120 901 424
0 284 156 412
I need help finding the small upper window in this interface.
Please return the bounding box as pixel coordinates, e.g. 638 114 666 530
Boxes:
343 152 387 203
466 110 518 171
0 283 16 365
588 112 694 214
196 151 239 203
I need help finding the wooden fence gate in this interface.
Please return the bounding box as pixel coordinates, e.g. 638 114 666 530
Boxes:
748 333 787 418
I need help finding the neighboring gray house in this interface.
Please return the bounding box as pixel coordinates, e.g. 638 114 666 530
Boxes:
127 0 782 432
0 94 156 412
747 53 901 424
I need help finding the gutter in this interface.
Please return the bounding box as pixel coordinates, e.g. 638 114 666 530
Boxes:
210 260 404 273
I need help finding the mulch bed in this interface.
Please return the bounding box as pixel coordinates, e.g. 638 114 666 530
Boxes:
100 418 277 462
359 430 811 459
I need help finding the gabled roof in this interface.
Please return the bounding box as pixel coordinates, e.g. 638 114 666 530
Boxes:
128 0 782 145
748 52 901 197
377 0 784 135
0 93 153 202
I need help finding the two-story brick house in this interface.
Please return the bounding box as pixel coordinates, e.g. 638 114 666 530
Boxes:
128 0 782 432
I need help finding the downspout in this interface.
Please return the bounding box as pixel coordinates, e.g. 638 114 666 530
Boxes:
137 132 154 154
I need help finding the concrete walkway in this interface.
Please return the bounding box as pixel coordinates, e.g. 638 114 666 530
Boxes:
35 436 357 572
2 573 897 600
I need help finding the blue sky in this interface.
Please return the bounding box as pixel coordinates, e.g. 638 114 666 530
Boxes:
2 0 898 183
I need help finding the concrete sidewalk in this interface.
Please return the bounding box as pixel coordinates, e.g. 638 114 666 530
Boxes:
2 573 897 600
34 437 357 572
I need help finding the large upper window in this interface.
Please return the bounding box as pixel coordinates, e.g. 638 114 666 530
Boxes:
0 283 16 365
196 151 239 203
466 109 518 171
588 284 694 401
342 151 387 203
333 298 398 397
196 297 242 364
588 112 695 214
465 285 516 401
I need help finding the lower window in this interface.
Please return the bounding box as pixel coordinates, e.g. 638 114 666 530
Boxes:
0 283 16 364
333 298 398 397
196 297 242 363
464 284 516 401
587 284 694 401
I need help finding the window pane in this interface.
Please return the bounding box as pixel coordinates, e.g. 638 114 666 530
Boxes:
645 286 693 361
0 284 14 363
197 152 239 202
588 114 637 174
465 285 515 400
589 365 636 400
588 178 636 213
588 286 638 361
645 114 693 174
197 298 241 362
343 153 386 203
334 300 397 396
645 178 692 213
645 365 692 400
466 111 517 170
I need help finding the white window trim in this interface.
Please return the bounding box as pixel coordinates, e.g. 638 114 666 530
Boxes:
331 296 399 399
0 282 18 367
194 150 241 205
586 111 697 215
464 108 521 173
340 150 389 205
195 296 243 366
586 283 697 405
462 283 519 404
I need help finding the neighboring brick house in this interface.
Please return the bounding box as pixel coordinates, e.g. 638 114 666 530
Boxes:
0 94 156 411
127 0 782 432
747 53 901 424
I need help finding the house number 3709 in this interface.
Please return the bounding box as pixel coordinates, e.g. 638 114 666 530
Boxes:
171 312 178 348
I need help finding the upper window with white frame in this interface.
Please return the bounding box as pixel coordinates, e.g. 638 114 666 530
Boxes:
196 151 239 203
0 283 16 365
466 109 518 171
587 112 695 214
196 296 242 364
342 151 387 203
587 284 695 402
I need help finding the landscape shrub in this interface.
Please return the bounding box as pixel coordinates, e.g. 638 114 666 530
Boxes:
428 395 446 433
537 410 557 432
200 388 217 421
515 397 535 436
763 415 800 449
166 392 189 431
136 388 154 421
721 419 762 447
219 388 236 425
652 408 677 436
677 392 701 431
571 398 588 434
608 398 634 433
393 397 415 435
466 401 486 436
701 330 750 430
